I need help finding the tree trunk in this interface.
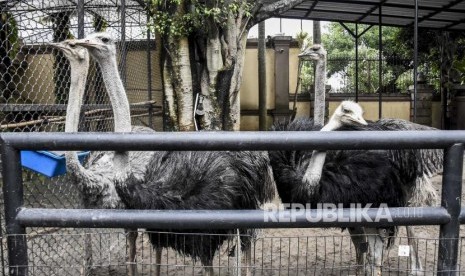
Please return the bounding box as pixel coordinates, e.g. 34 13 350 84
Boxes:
162 36 194 131
153 0 307 131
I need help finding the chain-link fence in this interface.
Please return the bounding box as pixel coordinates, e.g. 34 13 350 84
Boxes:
0 1 460 276
296 54 439 95
0 1 162 274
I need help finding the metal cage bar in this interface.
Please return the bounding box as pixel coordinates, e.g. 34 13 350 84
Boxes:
1 145 28 276
15 207 451 229
2 131 465 151
438 143 464 274
1 131 464 276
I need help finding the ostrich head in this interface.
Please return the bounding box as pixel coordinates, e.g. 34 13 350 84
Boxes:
49 40 89 64
73 32 116 60
328 101 367 129
299 44 326 61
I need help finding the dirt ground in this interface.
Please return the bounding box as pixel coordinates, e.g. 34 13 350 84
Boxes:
12 162 465 276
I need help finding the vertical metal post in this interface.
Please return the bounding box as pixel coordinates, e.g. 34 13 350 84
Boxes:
0 213 5 276
437 143 463 275
355 23 359 102
120 0 127 86
146 13 153 129
1 145 27 276
77 0 85 39
378 5 383 119
413 0 418 123
258 21 267 131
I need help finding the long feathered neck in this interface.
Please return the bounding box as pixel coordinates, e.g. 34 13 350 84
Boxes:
97 57 132 132
96 55 131 172
302 117 340 190
313 57 326 126
64 57 91 180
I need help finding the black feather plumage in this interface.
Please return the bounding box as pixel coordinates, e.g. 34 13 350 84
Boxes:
269 118 412 245
116 150 274 266
337 118 442 205
270 118 407 208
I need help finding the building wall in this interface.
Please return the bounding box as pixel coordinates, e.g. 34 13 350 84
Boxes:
21 48 161 105
18 40 438 131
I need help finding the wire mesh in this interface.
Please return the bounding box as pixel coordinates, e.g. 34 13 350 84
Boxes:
296 54 439 95
0 1 162 275
0 1 455 276
5 229 465 275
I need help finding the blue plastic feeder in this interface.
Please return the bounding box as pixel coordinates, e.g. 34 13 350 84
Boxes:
20 150 90 178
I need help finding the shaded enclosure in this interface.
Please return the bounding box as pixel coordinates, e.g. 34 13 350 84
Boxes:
0 0 161 274
1 0 465 275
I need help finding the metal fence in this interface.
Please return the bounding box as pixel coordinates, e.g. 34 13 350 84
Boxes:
0 1 163 274
0 131 464 275
298 54 439 94
1 0 161 133
0 1 457 276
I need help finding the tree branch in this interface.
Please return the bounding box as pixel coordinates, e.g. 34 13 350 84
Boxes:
251 0 306 27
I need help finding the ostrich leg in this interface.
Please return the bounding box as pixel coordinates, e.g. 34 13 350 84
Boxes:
202 259 214 276
127 230 138 276
364 228 385 276
406 226 424 275
244 247 252 276
348 227 367 275
154 247 162 276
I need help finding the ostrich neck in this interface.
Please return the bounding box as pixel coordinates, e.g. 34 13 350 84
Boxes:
65 62 88 133
302 116 339 192
313 59 326 126
64 59 90 180
97 57 132 133
97 57 131 173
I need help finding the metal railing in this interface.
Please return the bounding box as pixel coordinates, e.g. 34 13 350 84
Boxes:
1 130 464 276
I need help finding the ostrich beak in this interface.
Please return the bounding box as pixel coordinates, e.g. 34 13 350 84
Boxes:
48 42 64 50
354 116 368 126
73 39 101 49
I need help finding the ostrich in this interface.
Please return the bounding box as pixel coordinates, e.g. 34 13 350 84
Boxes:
271 101 412 275
49 40 152 276
73 32 275 276
336 118 442 275
293 44 441 274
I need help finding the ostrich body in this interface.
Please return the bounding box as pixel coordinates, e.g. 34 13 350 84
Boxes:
271 102 411 275
50 40 151 276
74 32 275 276
286 43 440 274
270 115 443 275
338 119 442 207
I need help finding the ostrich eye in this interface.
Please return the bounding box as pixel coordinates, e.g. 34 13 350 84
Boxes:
101 37 110 43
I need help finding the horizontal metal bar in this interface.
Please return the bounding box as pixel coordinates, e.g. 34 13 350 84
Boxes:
1 131 465 151
0 103 160 112
17 207 450 229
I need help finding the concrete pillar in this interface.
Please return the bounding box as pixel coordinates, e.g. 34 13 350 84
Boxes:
272 36 293 122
